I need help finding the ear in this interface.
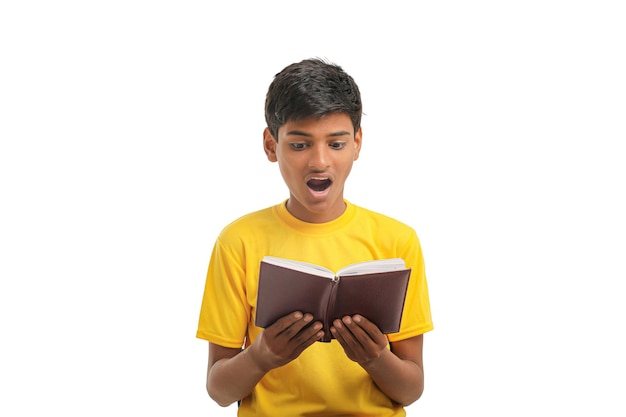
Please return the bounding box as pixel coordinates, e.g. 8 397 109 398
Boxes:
353 127 363 161
263 128 278 162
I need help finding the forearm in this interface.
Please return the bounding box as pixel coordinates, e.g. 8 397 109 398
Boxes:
207 346 267 407
361 348 424 406
207 313 323 406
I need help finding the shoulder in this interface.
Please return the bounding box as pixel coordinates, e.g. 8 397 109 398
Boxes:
352 204 417 236
349 203 423 262
218 205 277 241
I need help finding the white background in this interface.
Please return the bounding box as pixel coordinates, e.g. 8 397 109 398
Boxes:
1 1 625 415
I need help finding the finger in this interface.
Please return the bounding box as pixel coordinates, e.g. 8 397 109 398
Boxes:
341 316 368 340
274 313 323 347
332 318 361 347
353 314 389 346
351 315 386 343
332 319 368 364
269 311 304 332
330 320 351 349
293 321 325 351
341 316 383 348
268 312 307 337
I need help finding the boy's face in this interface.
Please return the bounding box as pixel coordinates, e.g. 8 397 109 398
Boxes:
263 113 362 223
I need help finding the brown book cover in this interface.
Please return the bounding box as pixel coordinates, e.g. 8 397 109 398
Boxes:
255 256 411 342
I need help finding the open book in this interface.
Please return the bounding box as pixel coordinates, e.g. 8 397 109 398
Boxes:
255 256 411 342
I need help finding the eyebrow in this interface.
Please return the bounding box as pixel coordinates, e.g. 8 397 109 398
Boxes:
285 130 352 138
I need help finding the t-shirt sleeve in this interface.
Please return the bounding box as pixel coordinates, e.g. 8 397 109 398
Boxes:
196 238 249 348
387 230 434 342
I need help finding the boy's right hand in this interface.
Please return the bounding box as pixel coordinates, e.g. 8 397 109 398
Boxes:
250 311 324 372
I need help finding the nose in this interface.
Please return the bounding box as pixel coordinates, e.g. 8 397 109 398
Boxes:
308 145 330 170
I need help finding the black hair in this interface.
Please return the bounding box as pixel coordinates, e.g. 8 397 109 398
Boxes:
264 58 362 139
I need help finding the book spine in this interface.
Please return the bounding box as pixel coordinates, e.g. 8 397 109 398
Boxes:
321 276 340 342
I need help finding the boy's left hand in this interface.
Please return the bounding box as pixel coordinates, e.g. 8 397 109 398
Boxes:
330 315 388 365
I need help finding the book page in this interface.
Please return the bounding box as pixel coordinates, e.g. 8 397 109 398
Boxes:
262 256 335 279
337 258 406 276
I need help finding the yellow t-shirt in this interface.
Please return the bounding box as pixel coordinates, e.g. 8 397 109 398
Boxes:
197 201 433 416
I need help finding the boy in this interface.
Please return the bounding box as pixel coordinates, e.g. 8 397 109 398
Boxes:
197 58 433 416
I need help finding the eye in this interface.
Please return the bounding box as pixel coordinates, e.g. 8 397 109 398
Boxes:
329 142 347 150
289 143 308 150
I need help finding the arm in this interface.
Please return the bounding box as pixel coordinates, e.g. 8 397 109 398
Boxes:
331 315 425 406
206 312 324 406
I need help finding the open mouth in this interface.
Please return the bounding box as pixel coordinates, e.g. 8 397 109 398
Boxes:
307 177 332 192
